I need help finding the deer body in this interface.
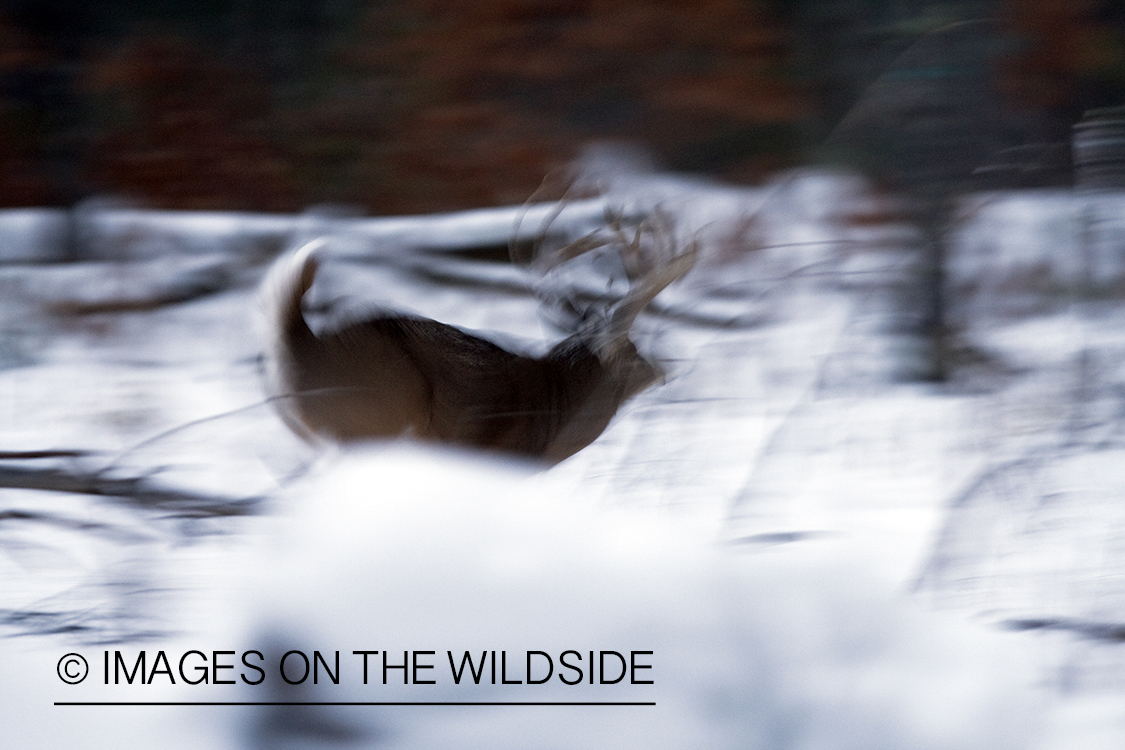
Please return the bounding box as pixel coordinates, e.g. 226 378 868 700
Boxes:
260 240 675 463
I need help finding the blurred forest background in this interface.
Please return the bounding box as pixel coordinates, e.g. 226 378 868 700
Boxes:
0 0 1123 214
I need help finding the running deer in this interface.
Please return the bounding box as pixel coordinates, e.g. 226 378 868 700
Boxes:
258 213 695 463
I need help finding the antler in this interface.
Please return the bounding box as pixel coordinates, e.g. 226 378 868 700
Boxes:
527 202 697 363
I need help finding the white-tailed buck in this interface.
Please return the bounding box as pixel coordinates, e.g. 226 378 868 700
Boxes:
258 211 695 463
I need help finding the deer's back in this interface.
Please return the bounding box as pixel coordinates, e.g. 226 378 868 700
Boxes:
285 315 610 459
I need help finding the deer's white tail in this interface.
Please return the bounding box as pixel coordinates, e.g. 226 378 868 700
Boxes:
258 239 323 344
257 239 327 441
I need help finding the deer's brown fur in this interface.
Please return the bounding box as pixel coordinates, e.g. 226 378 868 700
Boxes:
260 234 691 463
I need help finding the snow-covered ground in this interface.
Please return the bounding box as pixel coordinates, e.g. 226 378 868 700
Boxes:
2 169 1124 748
